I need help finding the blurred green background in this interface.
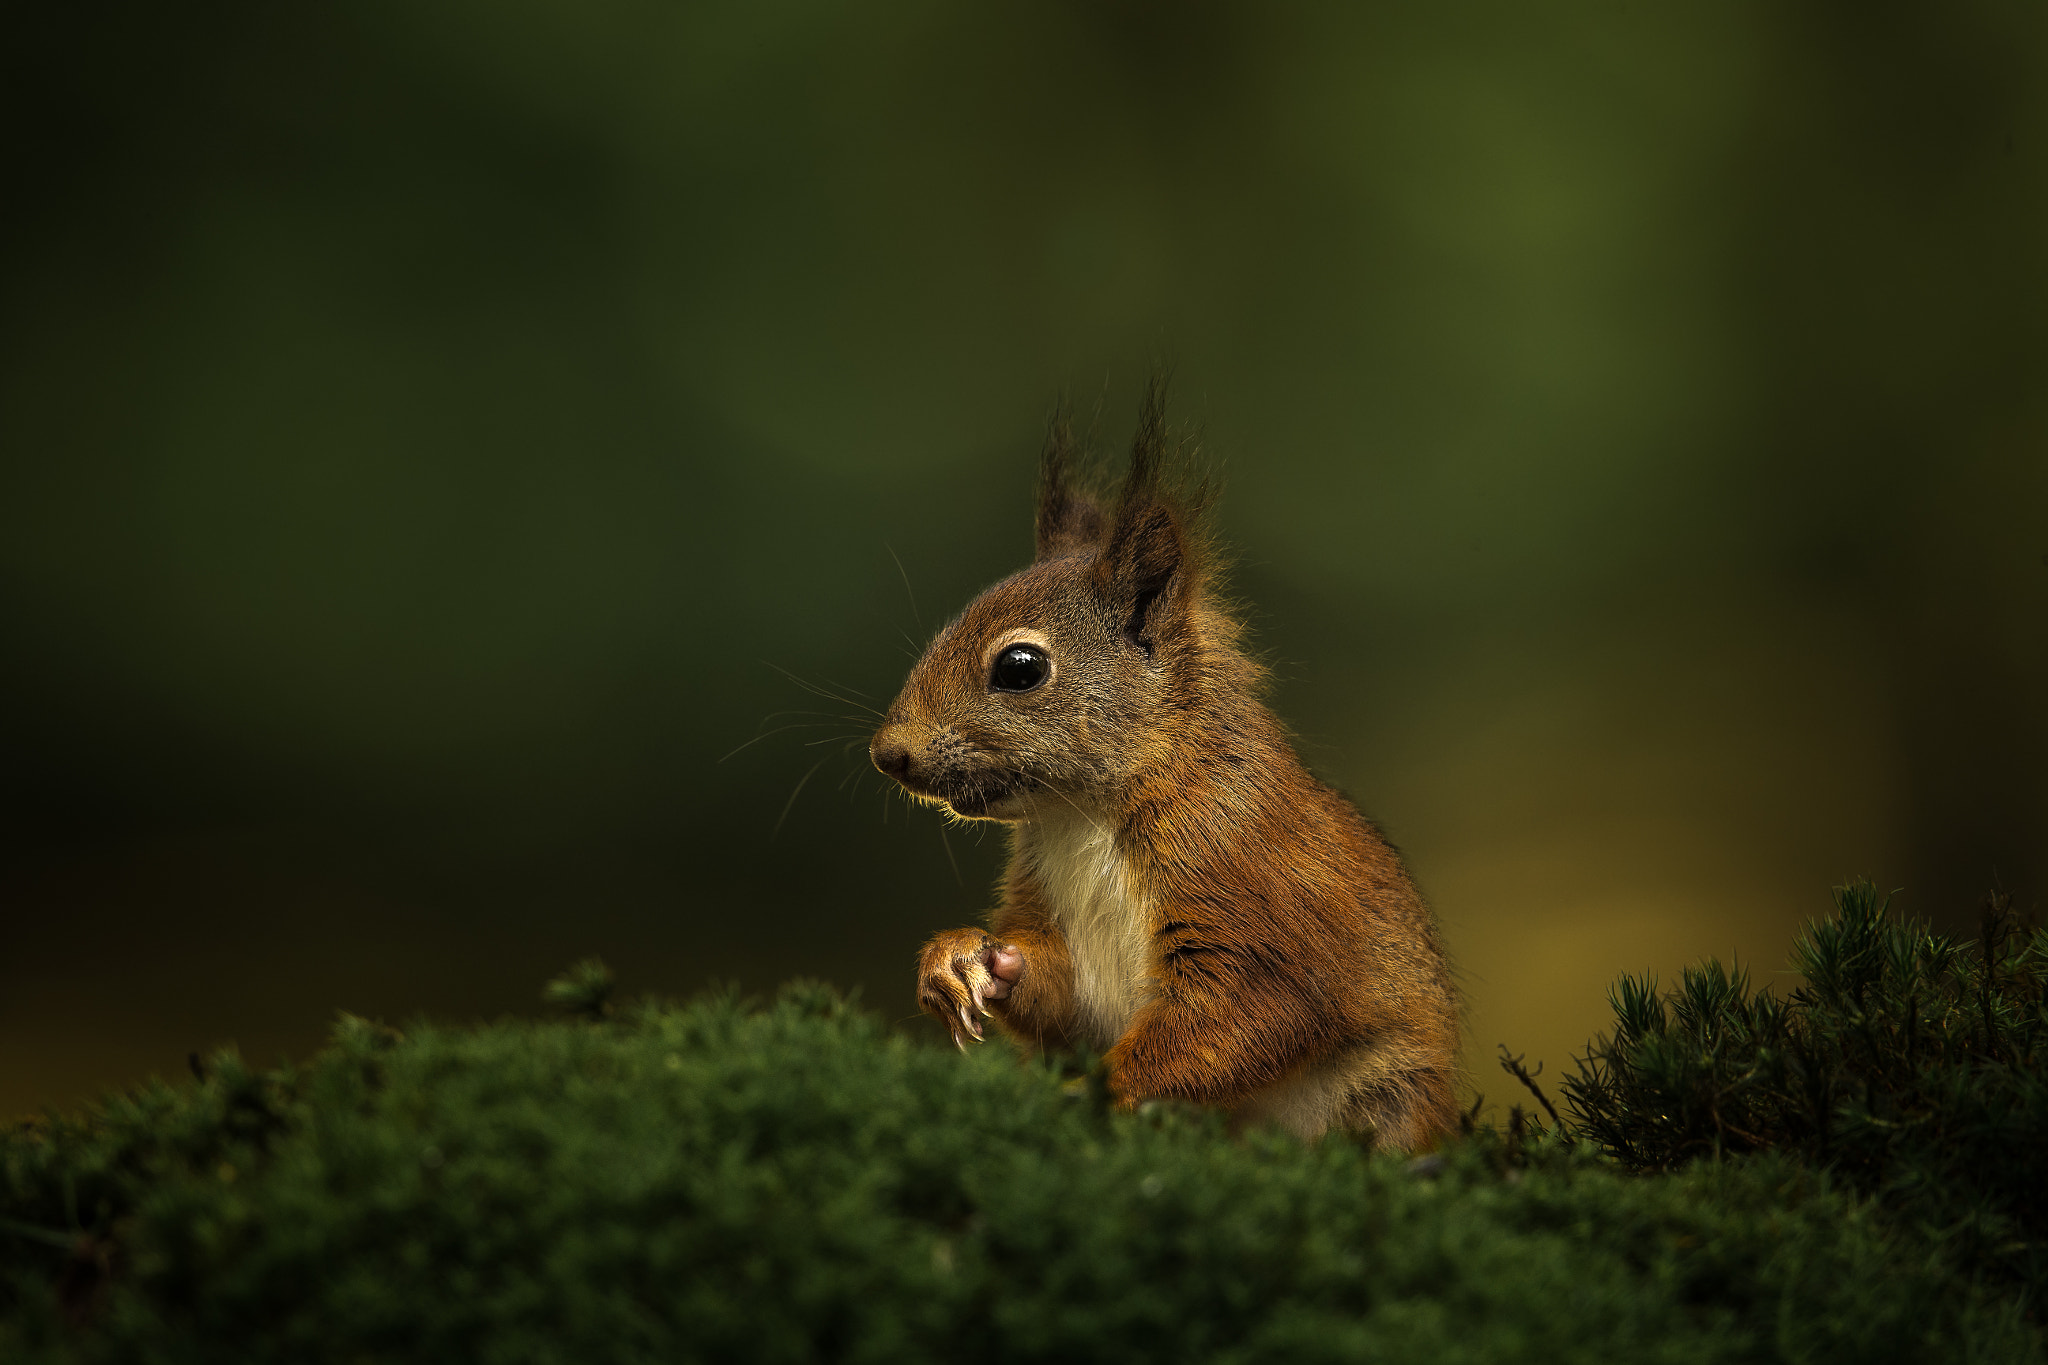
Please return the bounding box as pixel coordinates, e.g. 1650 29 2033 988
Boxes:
3 0 2044 1118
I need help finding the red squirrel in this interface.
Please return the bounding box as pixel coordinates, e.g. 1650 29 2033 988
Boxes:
869 389 1460 1149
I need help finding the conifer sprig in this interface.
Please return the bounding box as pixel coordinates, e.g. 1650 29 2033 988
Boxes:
1565 881 2048 1290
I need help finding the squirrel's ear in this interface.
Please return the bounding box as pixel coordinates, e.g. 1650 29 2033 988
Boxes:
1036 416 1104 560
1095 382 1190 654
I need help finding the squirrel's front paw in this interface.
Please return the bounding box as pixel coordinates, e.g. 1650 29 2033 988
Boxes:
917 929 1025 1050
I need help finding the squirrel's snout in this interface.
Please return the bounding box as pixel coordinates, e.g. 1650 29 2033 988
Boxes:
871 738 914 783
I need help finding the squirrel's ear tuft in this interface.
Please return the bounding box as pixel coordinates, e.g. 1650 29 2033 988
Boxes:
1096 378 1205 654
1036 414 1105 560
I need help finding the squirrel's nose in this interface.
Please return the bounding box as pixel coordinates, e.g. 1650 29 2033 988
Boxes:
871 739 913 782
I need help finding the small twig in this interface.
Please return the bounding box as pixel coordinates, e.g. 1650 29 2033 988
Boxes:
1458 1092 1485 1137
1497 1045 1567 1134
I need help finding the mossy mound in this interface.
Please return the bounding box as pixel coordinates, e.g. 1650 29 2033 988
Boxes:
3 966 2039 1363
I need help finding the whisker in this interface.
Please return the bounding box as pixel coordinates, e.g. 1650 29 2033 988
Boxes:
938 823 964 888
816 673 877 702
772 755 836 840
1030 775 1114 841
758 708 879 726
763 661 885 718
719 722 852 763
885 541 924 635
836 742 878 794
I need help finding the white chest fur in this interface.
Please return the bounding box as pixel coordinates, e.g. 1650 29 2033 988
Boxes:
1019 806 1152 1047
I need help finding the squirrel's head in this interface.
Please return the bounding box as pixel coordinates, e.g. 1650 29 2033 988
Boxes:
871 388 1248 821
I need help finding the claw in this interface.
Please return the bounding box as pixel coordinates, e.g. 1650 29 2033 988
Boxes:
951 1028 966 1052
957 1003 984 1043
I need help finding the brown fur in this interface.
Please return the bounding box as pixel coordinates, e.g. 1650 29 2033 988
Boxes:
872 384 1460 1149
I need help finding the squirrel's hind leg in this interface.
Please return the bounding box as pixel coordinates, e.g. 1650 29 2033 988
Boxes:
1340 1067 1460 1153
1230 1042 1459 1151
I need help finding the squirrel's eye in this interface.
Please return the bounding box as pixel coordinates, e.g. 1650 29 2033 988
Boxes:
989 644 1050 693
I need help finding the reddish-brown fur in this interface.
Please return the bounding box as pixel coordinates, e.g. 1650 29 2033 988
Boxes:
870 387 1460 1149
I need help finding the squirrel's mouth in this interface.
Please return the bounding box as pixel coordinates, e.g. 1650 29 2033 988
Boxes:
941 786 1020 820
921 771 1029 822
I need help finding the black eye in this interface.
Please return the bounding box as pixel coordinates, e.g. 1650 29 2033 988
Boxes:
989 644 1050 693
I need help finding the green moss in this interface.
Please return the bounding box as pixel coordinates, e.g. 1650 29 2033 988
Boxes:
2 958 2038 1363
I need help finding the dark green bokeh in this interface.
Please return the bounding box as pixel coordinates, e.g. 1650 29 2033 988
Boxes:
2 0 2043 1114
